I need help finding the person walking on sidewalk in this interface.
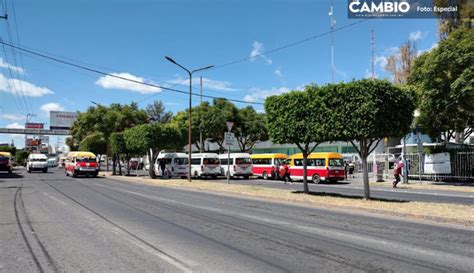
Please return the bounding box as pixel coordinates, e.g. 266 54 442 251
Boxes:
393 159 404 188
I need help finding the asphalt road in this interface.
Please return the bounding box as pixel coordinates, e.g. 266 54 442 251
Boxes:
1 168 473 272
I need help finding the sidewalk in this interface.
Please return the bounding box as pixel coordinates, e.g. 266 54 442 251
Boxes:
346 173 474 194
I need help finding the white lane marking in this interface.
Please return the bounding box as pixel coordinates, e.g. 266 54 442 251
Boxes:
42 192 67 206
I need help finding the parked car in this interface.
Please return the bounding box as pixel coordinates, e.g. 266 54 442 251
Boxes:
47 158 58 168
191 153 220 178
26 154 48 173
219 153 252 179
0 152 13 174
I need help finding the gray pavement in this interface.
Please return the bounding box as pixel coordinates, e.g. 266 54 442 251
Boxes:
1 168 473 272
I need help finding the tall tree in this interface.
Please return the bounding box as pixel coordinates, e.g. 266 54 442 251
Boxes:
146 100 173 123
265 86 333 193
328 79 415 199
385 40 417 84
235 106 268 152
78 132 107 155
408 27 473 142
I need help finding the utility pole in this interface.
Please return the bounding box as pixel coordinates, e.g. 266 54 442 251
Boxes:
329 0 335 83
0 0 7 20
371 29 375 79
199 76 203 153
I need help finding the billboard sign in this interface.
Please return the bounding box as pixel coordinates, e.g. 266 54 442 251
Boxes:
25 123 44 129
50 111 78 130
424 153 451 174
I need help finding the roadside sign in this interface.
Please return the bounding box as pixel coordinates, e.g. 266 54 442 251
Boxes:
226 121 234 132
224 132 235 146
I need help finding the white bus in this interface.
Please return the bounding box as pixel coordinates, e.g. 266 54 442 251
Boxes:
218 153 252 179
154 153 189 178
191 153 220 178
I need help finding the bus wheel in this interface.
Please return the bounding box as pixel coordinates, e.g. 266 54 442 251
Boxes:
72 172 77 178
262 171 268 180
243 175 250 180
312 174 321 184
194 171 199 177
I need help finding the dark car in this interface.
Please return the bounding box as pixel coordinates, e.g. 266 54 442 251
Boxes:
0 152 13 174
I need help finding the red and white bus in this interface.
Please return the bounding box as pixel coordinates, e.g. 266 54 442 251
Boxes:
250 153 287 180
65 151 99 178
288 152 345 183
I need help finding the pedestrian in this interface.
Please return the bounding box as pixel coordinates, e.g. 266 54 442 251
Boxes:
348 161 355 178
279 160 291 184
393 158 404 188
159 159 167 179
344 161 349 180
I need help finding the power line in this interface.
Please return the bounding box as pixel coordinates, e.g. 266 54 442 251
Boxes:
0 40 264 105
211 19 370 70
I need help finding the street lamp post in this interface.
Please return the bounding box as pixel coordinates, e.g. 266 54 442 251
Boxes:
165 56 214 182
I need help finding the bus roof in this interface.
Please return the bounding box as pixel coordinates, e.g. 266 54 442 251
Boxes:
192 153 219 158
0 151 12 157
289 152 343 159
67 151 97 158
250 153 287 159
218 153 250 158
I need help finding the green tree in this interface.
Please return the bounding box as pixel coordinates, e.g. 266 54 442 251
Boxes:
434 0 473 40
265 87 333 193
234 106 268 152
124 123 184 178
327 79 415 199
14 150 29 166
146 100 173 123
78 132 107 155
70 103 149 170
408 27 473 142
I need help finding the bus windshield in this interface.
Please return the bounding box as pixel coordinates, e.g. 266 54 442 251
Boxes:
77 157 97 163
203 158 219 165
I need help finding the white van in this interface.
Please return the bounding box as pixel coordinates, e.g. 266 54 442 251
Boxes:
191 153 220 178
154 153 189 178
219 153 252 179
26 154 48 173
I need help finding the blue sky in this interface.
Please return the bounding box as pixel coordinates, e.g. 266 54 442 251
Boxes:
0 0 438 147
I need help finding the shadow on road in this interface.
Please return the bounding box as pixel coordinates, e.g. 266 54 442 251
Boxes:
291 191 410 203
0 173 24 179
430 182 474 187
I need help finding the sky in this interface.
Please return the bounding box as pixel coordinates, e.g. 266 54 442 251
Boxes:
0 0 439 148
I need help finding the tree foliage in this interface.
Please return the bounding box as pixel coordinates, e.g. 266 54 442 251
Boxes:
434 0 473 40
123 123 185 177
234 106 268 152
408 27 473 142
146 100 173 124
385 40 417 84
78 132 107 155
265 87 334 193
326 79 415 199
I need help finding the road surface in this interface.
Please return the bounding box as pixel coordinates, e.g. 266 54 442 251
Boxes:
1 168 473 272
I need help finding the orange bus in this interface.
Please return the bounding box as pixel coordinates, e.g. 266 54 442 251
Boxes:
250 153 287 180
288 152 345 183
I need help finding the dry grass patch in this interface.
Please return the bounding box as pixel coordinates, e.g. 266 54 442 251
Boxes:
108 175 474 226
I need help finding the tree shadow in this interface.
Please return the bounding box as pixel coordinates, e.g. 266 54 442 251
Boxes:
429 181 474 187
291 191 410 203
0 173 24 179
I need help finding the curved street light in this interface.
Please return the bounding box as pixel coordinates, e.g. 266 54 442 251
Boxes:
165 56 214 182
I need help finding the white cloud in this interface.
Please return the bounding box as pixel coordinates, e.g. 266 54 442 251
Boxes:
364 69 378 79
243 87 290 103
167 77 236 91
417 42 438 56
0 58 24 74
96 72 161 94
0 114 24 121
0 74 53 97
374 55 388 70
41 103 64 114
249 41 272 65
274 68 283 77
6 122 24 129
409 31 425 42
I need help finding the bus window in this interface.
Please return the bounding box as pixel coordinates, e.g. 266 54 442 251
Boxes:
329 158 343 166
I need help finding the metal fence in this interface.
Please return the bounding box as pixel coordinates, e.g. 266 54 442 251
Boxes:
359 151 474 182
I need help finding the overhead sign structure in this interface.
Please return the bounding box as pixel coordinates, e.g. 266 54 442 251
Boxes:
224 132 236 147
50 111 78 130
